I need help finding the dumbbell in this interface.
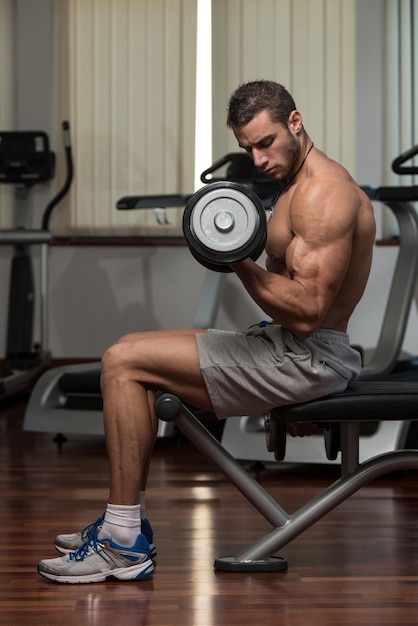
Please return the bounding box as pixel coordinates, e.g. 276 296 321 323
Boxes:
182 181 267 273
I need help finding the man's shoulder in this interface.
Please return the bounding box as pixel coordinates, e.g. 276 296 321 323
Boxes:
297 157 359 203
307 148 354 181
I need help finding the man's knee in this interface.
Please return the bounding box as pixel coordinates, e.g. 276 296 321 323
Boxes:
101 342 129 389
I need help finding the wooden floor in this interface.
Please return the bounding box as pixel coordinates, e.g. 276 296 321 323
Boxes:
1 398 418 626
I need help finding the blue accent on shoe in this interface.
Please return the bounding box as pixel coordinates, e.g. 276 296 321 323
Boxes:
141 518 157 559
70 529 150 562
141 518 153 544
134 562 154 580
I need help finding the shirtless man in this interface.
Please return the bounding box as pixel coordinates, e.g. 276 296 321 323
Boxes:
38 80 376 584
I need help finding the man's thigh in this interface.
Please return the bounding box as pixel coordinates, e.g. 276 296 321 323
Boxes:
105 328 213 411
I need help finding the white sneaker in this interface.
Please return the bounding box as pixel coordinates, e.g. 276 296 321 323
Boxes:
39 527 153 584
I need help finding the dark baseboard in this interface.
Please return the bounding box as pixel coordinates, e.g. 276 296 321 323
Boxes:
0 357 100 369
49 357 101 367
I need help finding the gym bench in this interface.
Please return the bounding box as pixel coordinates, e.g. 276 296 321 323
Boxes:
154 380 418 572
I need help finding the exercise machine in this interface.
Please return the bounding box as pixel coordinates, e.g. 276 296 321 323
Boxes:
23 148 418 465
0 122 73 400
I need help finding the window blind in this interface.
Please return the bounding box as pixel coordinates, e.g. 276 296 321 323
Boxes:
212 0 356 172
53 0 198 235
55 0 358 233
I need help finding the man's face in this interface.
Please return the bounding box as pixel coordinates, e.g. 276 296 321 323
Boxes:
233 109 301 183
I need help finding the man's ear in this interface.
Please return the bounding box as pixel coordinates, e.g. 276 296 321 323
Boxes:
288 110 303 133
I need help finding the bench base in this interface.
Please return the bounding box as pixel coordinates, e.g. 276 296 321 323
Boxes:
154 388 418 572
214 555 288 572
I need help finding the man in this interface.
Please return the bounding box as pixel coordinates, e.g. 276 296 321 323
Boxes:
38 80 376 583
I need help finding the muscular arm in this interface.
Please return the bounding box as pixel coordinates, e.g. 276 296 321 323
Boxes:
230 180 361 339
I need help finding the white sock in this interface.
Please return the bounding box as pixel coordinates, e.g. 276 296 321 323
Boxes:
102 503 142 547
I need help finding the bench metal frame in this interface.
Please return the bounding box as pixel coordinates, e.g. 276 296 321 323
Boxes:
155 382 418 572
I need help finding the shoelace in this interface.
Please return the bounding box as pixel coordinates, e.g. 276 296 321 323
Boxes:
70 531 103 561
80 515 104 541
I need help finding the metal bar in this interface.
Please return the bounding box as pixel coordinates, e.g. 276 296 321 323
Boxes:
235 450 418 561
40 242 49 351
360 201 418 379
340 422 360 475
176 405 291 528
0 230 51 245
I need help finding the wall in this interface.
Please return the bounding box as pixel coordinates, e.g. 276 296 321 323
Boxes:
0 0 417 363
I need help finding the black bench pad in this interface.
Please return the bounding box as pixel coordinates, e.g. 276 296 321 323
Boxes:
272 380 418 423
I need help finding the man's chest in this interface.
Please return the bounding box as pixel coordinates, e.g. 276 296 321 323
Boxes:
265 208 293 263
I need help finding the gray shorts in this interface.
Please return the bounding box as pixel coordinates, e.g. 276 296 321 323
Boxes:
195 324 362 420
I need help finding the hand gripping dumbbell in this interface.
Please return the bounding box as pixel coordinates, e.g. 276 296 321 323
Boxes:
182 181 267 272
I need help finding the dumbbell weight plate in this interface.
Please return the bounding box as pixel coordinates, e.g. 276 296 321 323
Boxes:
183 181 267 272
188 245 234 273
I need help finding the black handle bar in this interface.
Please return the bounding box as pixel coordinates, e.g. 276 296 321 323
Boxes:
392 144 418 176
41 121 73 231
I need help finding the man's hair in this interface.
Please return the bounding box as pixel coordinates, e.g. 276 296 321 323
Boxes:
226 80 297 129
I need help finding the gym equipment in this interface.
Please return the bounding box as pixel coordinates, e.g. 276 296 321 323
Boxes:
23 153 270 438
391 144 418 176
200 152 278 206
0 122 73 399
116 152 277 211
182 181 267 272
155 381 418 572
